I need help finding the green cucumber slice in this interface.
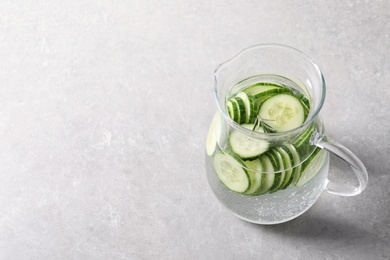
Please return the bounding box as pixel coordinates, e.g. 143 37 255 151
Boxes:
227 97 245 124
294 125 314 148
283 144 302 185
293 125 317 158
294 92 310 117
236 92 258 123
213 153 250 193
258 94 306 132
253 155 275 195
245 85 279 96
268 149 285 192
231 97 246 124
296 148 327 187
227 100 238 122
229 124 269 160
243 159 263 195
244 83 290 104
206 112 220 156
275 146 293 190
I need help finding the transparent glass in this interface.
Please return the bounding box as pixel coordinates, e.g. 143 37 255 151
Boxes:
205 44 368 224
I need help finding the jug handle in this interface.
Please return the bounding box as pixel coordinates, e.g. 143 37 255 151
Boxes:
310 131 368 196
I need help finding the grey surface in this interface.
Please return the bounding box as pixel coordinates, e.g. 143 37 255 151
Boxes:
0 0 389 259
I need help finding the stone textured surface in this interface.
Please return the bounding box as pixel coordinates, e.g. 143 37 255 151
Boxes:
0 1 389 259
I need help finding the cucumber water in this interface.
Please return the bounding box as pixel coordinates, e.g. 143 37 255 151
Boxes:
205 75 329 224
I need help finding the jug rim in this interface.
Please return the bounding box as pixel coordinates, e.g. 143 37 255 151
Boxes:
214 43 326 137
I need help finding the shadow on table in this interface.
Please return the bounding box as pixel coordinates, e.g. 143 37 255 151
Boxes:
243 210 370 241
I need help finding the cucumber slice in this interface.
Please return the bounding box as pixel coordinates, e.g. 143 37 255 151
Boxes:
294 92 310 117
245 85 279 96
236 92 258 123
244 83 290 104
213 153 250 193
253 155 275 195
247 82 283 88
296 148 327 187
243 159 263 195
227 97 246 124
231 97 246 124
266 150 279 169
229 125 269 160
294 125 315 148
259 94 306 132
294 125 316 158
206 112 220 156
227 100 238 122
275 146 293 190
227 99 241 124
283 144 302 185
268 149 285 192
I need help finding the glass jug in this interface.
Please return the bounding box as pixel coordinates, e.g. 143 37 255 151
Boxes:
205 44 368 224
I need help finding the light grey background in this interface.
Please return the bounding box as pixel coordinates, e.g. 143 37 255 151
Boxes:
0 0 389 259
